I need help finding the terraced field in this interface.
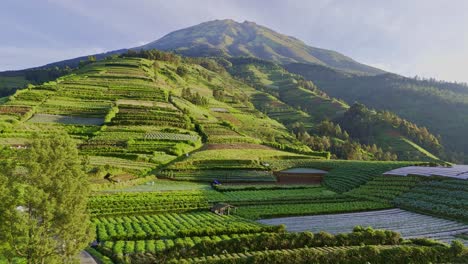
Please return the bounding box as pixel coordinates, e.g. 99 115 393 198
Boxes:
28 113 104 125
394 178 468 221
259 209 468 245
2 53 467 263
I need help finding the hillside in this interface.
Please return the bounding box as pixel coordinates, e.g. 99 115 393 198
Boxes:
223 57 441 161
285 63 468 162
138 19 384 75
0 19 462 163
0 53 333 184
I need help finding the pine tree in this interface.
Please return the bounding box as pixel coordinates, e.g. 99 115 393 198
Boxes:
0 134 92 263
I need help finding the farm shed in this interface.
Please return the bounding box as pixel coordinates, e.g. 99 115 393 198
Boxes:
211 203 236 215
274 168 328 184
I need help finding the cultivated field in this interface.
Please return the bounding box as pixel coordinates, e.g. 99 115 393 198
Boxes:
259 208 468 245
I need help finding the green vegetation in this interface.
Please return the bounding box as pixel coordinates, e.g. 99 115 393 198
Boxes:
94 211 278 241
0 134 91 263
173 243 467 264
0 66 73 97
107 228 404 263
394 178 468 222
221 188 335 203
140 19 383 75
263 159 414 192
0 46 464 264
235 201 390 220
226 57 439 162
286 62 468 163
345 175 423 203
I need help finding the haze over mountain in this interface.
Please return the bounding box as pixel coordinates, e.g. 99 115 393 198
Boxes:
138 19 384 75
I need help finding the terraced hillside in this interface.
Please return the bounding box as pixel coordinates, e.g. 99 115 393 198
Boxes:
0 55 329 184
2 52 466 264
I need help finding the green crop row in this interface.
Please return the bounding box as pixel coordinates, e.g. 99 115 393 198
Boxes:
94 211 272 241
235 200 391 220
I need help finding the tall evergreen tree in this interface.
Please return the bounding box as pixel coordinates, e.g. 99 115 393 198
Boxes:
0 134 91 263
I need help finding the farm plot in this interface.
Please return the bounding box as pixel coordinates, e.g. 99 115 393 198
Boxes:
97 233 257 261
394 178 468 222
176 244 460 264
236 200 389 220
88 156 156 175
345 175 423 203
144 131 199 142
160 169 276 182
111 104 190 128
200 123 260 144
88 190 226 216
222 188 336 204
102 180 211 193
100 229 407 264
259 208 468 245
8 88 52 105
266 159 414 193
28 114 104 125
93 211 277 241
213 183 323 192
37 98 112 117
168 149 308 168
0 105 33 120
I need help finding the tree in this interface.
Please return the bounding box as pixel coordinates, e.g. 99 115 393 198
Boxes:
87 55 96 63
0 134 92 263
176 66 189 77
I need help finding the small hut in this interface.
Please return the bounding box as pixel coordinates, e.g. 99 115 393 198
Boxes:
211 203 236 215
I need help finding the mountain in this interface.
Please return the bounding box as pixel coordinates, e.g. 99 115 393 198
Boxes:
0 19 451 161
0 19 383 95
137 19 384 75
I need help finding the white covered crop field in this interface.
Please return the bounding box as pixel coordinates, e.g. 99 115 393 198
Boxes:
259 209 468 245
384 165 468 180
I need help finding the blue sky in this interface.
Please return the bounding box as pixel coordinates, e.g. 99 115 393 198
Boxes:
3 0 468 82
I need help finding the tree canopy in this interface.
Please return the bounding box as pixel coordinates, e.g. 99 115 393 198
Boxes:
0 133 91 263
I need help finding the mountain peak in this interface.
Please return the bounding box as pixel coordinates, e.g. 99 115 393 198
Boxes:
137 19 384 75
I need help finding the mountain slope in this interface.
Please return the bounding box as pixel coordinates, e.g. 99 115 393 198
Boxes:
224 57 441 161
285 62 468 162
0 52 334 183
138 19 384 75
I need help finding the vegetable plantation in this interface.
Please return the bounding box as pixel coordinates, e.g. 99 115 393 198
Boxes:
259 209 468 246
1 56 467 264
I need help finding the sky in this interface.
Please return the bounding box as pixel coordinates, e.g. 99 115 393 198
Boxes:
2 0 468 82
